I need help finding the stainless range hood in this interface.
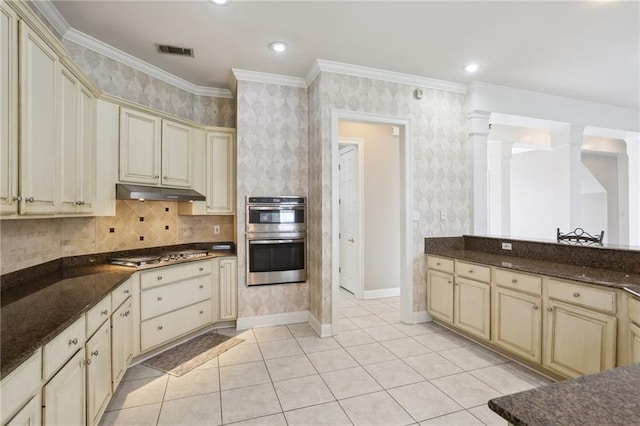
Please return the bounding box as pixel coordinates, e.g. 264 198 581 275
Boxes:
116 184 206 202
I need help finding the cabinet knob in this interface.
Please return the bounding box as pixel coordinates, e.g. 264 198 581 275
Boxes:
68 338 79 345
158 325 163 330
163 176 168 179
154 175 160 179
199 267 204 271
468 269 473 274
547 307 553 312
199 310 204 314
124 289 130 294
573 292 580 298
25 197 35 203
12 196 22 202
101 309 108 315
533 305 539 310
91 350 99 357
447 280 452 284
157 296 163 301
82 359 92 366
436 262 441 266
157 276 163 281
511 279 518 283
125 310 131 316
199 284 204 289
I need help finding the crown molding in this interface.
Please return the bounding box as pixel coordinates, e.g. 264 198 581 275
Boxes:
29 0 70 37
315 59 467 94
304 60 321 87
232 69 307 88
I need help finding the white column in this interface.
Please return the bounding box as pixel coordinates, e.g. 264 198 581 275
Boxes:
626 135 640 246
550 124 585 232
501 142 513 236
469 110 491 235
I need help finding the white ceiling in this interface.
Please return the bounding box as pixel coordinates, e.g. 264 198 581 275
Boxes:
51 0 640 109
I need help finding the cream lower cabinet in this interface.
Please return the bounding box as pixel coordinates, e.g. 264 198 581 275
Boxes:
218 257 238 320
86 321 112 426
629 322 640 364
43 350 86 426
5 394 41 426
1 350 42 426
543 299 617 378
427 270 454 323
454 277 491 340
111 297 133 392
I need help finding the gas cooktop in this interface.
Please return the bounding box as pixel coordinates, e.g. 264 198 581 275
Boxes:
109 249 210 267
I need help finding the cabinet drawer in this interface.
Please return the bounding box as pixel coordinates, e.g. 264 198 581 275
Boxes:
140 260 212 290
427 256 454 274
112 278 133 311
141 277 212 320
495 268 542 295
140 300 212 351
1 350 41 425
87 296 111 338
455 260 491 283
628 295 640 325
44 316 85 379
547 279 616 314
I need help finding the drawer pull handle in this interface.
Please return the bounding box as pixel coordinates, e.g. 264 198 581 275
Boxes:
158 325 163 330
533 305 539 310
125 311 131 316
101 309 108 315
199 310 204 314
124 289 130 294
447 280 452 284
468 269 473 273
69 338 79 345
157 296 163 301
82 359 91 366
199 284 204 289
91 350 99 357
573 292 580 297
157 276 163 281
512 279 518 283
436 262 441 266
199 267 204 271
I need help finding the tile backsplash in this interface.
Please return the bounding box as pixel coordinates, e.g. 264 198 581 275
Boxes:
0 200 234 275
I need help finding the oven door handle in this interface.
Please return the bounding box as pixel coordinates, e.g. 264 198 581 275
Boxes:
249 239 304 245
248 206 305 211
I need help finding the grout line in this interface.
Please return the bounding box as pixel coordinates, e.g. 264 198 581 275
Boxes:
154 373 170 425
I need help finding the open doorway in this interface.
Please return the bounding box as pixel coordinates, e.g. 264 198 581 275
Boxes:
331 110 413 334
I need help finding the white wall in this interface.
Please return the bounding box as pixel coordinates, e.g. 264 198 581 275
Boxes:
487 140 503 235
339 121 400 292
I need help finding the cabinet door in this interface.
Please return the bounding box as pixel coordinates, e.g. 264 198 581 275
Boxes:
6 394 41 426
58 66 79 213
119 107 161 185
219 257 237 320
426 270 454 323
205 131 235 214
43 350 85 426
86 321 112 426
629 322 640 365
19 23 59 215
454 277 490 340
543 300 617 378
161 119 192 187
111 298 132 392
76 85 95 213
0 3 18 216
492 287 542 363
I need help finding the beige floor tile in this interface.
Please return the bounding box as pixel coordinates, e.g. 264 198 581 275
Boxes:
334 329 376 347
339 318 360 331
431 373 502 408
380 338 431 359
284 401 353 426
225 413 287 426
106 375 168 411
467 405 508 426
287 322 317 337
340 307 372 318
258 338 303 359
356 299 385 307
217 328 257 344
321 366 382 399
392 323 433 337
307 347 359 373
273 374 335 411
194 355 219 371
363 325 408 342
218 343 263 366
377 296 401 304
219 361 270 390
157 392 222 425
164 368 220 400
122 364 164 382
265 355 317 381
99 403 161 426
438 346 506 371
345 342 397 365
421 322 448 334
296 335 341 353
377 311 402 324
365 304 398 314
339 391 414 426
414 331 474 352
403 353 463 380
253 326 293 342
221 383 282 424
420 410 484 425
350 314 388 329
339 300 359 309
469 363 543 395
388 381 463 422
364 360 424 389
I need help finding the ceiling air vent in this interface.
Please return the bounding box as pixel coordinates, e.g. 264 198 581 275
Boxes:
157 44 194 57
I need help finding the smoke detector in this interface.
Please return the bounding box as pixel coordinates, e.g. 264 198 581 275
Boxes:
157 44 194 57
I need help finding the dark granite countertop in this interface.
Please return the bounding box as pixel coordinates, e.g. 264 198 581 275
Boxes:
1 244 236 379
426 249 640 296
489 363 640 426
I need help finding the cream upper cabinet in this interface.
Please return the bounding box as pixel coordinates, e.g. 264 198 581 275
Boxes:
205 130 235 214
19 22 59 215
161 119 192 188
454 277 491 340
426 269 454 323
218 257 238 320
77 85 96 213
119 107 162 185
43 350 86 426
0 3 19 216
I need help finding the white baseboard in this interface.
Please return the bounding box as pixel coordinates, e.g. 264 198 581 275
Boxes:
411 310 432 324
308 311 333 337
362 287 400 299
236 311 309 331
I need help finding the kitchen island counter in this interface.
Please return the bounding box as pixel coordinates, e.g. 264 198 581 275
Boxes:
488 363 640 426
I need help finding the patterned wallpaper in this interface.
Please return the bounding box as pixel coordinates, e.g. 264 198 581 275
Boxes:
235 80 309 318
62 40 236 128
309 73 471 323
0 202 234 275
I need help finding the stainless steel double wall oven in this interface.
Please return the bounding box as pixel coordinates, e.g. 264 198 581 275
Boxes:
245 196 307 286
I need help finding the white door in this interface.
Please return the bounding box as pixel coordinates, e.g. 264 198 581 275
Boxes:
339 146 359 295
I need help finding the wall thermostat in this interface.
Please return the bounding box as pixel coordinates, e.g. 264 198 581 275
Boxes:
414 88 424 99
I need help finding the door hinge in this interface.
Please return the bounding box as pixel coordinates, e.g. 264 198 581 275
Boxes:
339 266 341 273
339 198 341 205
338 164 341 171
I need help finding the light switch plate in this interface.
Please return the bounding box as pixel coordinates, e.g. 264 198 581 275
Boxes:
412 211 420 221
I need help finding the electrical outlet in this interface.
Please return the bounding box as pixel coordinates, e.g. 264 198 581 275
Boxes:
440 209 446 221
501 242 512 250
412 211 420 221
214 225 220 235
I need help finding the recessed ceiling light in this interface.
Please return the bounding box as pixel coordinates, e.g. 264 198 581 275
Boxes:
465 63 480 73
210 0 230 6
269 42 288 53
